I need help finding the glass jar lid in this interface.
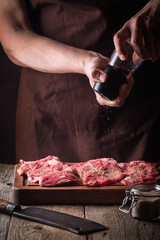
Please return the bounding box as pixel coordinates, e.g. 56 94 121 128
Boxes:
130 183 160 197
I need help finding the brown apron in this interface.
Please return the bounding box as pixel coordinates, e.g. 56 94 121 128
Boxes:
16 0 160 163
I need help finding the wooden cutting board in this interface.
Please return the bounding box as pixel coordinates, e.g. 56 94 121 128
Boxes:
12 163 129 205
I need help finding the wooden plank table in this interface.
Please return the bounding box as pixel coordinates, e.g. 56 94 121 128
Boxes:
0 164 160 240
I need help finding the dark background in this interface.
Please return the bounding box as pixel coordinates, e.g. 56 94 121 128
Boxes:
1 43 160 164
0 0 154 164
0 45 20 163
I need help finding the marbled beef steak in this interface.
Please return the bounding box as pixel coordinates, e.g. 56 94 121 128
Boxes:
17 156 160 187
17 155 78 186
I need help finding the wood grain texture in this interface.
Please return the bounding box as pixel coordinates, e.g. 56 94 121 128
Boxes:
85 205 160 240
0 164 15 240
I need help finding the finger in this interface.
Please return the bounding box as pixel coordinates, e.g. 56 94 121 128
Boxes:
112 74 134 107
119 74 134 99
92 69 108 83
154 30 160 61
130 17 150 59
140 18 156 61
142 13 160 61
144 34 156 61
149 24 160 61
152 29 160 61
95 91 123 107
95 92 110 106
113 23 131 60
94 75 134 107
95 92 117 107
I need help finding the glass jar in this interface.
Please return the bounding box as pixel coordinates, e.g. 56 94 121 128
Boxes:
119 184 160 221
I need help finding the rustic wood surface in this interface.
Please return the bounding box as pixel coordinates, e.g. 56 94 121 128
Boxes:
0 164 160 240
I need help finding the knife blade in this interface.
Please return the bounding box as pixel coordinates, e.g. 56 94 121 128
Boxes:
0 198 107 234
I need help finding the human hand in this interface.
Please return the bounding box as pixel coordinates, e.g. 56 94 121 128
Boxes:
85 51 134 107
113 0 160 62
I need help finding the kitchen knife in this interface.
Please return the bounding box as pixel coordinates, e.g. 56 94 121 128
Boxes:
0 198 107 234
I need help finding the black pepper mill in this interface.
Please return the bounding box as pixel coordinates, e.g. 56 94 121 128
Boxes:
93 39 144 100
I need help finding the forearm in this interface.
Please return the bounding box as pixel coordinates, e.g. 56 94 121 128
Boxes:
2 30 89 74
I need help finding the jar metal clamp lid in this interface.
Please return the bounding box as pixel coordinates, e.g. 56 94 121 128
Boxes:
119 184 160 215
119 189 138 214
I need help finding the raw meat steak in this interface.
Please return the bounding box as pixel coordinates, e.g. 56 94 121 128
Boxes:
39 171 78 187
74 158 125 186
17 155 78 186
118 161 160 185
17 156 160 187
17 155 60 176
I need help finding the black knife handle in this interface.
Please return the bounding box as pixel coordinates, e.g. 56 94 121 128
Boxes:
0 199 11 213
0 198 21 215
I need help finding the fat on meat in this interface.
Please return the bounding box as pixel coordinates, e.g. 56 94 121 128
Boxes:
39 171 78 186
118 160 160 185
17 155 60 176
17 155 78 186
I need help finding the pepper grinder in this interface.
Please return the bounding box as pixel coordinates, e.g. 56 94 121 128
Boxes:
93 39 144 100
